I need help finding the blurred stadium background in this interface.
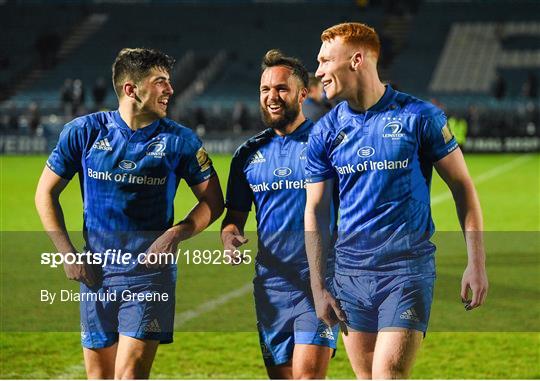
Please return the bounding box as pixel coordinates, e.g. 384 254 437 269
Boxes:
0 0 539 379
0 0 539 154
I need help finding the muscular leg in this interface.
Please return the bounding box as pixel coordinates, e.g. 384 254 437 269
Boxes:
266 361 293 379
372 328 423 379
341 331 378 379
292 344 333 379
83 343 117 379
114 335 159 379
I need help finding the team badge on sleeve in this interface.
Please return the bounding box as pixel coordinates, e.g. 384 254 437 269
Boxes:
441 124 454 144
196 147 212 172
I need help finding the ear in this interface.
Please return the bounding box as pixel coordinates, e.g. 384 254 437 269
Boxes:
350 51 364 71
123 82 137 99
299 87 308 103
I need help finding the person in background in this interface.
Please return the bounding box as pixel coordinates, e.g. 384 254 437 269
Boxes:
302 74 330 123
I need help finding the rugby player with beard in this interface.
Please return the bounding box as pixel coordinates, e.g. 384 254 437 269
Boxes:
221 50 339 379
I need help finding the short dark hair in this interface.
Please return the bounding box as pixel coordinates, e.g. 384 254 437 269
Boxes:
112 48 176 97
261 49 309 88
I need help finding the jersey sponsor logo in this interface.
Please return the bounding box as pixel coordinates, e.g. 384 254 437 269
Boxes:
357 146 375 158
87 167 166 185
273 167 292 177
118 160 137 171
441 124 454 144
146 140 166 158
196 147 212 172
249 178 306 192
335 158 409 175
249 150 266 164
382 119 405 140
400 308 420 322
92 138 113 151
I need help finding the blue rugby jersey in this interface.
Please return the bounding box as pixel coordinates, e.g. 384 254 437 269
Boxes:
306 85 458 275
47 110 215 285
226 120 336 290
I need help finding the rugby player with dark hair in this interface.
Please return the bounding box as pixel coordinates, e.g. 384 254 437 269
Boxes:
36 48 224 379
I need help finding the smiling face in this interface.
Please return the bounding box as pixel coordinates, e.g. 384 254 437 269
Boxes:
133 67 174 119
259 66 306 132
315 37 357 101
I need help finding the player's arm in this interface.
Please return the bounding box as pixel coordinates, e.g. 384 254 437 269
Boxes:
173 175 224 240
146 175 224 265
221 209 249 264
35 166 98 286
220 148 252 263
434 148 488 310
305 178 346 326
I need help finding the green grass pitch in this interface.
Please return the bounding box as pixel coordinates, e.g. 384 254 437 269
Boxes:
0 153 539 379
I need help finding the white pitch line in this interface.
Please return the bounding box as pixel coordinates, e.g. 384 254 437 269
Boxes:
53 363 85 379
174 282 253 328
431 154 533 205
